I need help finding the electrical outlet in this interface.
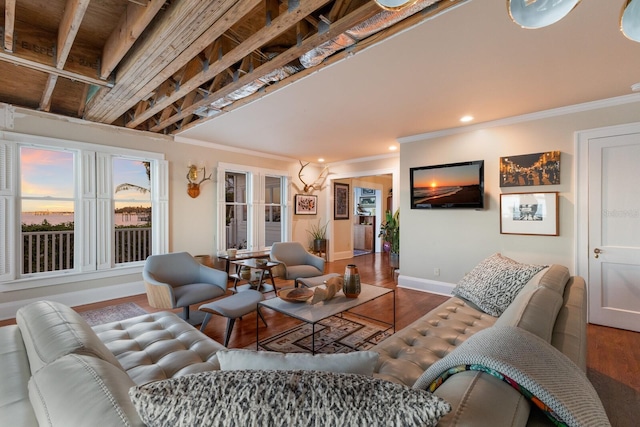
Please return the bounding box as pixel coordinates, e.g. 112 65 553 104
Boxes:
434 268 440 276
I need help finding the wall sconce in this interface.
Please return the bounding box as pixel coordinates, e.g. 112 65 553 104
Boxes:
187 165 212 198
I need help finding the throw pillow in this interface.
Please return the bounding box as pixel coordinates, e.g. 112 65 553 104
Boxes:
217 349 379 376
453 253 546 317
129 370 451 427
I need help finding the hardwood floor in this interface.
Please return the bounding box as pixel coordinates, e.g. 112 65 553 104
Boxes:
2 252 638 398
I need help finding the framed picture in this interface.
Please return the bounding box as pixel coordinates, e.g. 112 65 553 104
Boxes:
499 151 560 187
361 188 375 195
500 192 559 236
334 183 350 220
359 196 376 207
294 194 317 215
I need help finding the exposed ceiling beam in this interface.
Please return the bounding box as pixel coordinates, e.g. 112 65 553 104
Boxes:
57 0 91 69
4 0 16 52
40 74 58 112
100 0 166 79
0 51 111 87
124 0 333 129
84 0 244 123
39 0 91 111
152 1 382 132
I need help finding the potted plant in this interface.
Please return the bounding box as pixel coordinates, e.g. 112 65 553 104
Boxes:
379 208 399 268
307 220 328 253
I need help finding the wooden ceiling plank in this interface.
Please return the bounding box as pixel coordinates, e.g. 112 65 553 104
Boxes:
154 1 381 132
85 0 248 122
4 0 16 52
40 74 58 112
57 0 91 69
100 0 166 79
125 0 332 129
0 51 111 87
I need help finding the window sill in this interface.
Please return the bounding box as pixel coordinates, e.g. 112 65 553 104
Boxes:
0 264 144 293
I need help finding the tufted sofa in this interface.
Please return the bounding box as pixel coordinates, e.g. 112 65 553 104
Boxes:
1 263 590 427
0 300 225 427
372 264 589 426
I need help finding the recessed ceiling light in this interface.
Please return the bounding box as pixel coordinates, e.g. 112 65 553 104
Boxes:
460 115 474 123
318 158 325 163
389 145 397 151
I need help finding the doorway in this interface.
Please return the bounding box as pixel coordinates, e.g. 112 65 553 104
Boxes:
577 122 640 333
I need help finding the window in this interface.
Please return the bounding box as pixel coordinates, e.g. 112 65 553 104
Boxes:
20 147 75 274
218 163 288 252
265 176 283 246
225 171 248 250
0 133 168 287
113 158 152 264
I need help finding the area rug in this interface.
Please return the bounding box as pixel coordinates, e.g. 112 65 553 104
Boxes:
253 314 394 354
79 302 148 326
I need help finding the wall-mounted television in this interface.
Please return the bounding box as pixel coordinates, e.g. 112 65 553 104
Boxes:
410 160 484 209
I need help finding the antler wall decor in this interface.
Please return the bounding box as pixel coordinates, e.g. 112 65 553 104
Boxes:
297 160 330 194
187 165 212 198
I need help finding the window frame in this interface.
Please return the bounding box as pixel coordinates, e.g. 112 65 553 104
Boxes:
0 131 168 291
217 162 290 253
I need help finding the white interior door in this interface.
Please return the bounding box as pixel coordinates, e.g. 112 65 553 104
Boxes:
588 131 640 332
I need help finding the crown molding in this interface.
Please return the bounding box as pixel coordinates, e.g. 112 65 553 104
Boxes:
398 93 640 144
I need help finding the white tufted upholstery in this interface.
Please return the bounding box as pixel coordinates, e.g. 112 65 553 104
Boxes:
92 311 225 385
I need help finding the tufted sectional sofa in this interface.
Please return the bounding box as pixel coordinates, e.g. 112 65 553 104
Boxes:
1 263 588 426
372 264 588 426
1 301 225 427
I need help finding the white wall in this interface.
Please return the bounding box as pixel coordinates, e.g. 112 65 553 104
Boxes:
398 97 640 295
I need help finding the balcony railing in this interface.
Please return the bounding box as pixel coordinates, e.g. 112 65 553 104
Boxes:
22 227 151 274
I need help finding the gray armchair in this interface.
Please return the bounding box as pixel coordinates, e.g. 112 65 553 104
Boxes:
270 242 325 282
143 252 228 325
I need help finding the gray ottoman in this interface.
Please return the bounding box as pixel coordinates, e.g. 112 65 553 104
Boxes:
295 273 341 288
199 290 266 346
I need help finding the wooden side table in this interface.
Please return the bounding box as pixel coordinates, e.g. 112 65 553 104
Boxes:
230 258 280 294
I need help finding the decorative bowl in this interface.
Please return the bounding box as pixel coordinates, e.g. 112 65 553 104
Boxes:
278 288 313 303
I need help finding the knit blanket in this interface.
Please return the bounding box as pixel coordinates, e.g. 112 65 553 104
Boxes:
412 326 610 427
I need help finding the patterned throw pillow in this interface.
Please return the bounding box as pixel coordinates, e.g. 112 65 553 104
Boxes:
453 253 546 317
129 370 451 427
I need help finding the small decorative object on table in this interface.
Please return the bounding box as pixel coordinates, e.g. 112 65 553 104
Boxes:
343 264 361 298
278 288 314 303
240 266 251 280
309 276 343 304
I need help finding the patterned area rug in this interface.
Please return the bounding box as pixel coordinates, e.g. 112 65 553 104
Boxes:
79 302 148 326
254 314 394 354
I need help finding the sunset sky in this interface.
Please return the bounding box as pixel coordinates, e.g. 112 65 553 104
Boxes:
21 147 150 212
412 163 480 188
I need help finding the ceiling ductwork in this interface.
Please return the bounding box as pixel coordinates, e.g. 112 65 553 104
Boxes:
201 0 453 117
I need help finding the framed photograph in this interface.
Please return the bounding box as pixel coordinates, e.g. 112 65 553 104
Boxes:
361 188 375 195
294 194 317 215
359 196 376 207
500 192 559 236
500 151 560 187
334 183 350 220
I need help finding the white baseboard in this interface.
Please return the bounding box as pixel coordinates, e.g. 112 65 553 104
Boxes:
398 274 454 296
0 281 146 321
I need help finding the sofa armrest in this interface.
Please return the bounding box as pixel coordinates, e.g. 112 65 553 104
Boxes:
0 325 38 427
433 370 531 427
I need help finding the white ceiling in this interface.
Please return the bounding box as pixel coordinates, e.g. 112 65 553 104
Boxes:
176 0 640 164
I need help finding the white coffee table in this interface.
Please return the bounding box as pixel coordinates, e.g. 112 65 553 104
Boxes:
257 283 395 354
